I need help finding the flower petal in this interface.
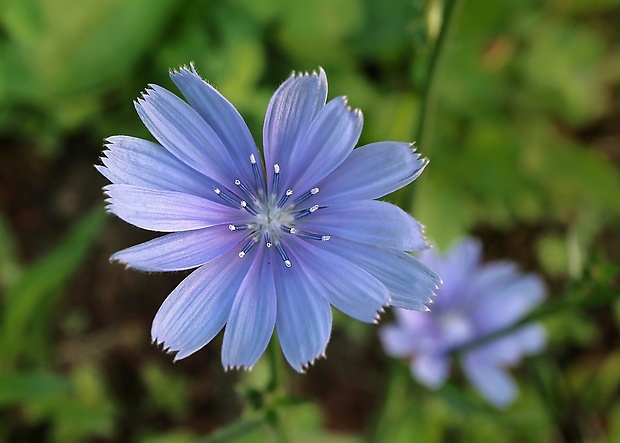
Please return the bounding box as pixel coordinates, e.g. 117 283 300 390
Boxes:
477 324 546 367
222 247 277 370
170 65 262 188
97 135 217 198
411 353 450 389
461 352 517 407
473 273 545 333
285 236 389 323
314 142 428 205
151 247 254 360
286 96 363 192
105 184 244 232
263 69 328 187
111 225 247 271
135 84 238 187
297 200 428 251
274 259 332 372
319 238 439 311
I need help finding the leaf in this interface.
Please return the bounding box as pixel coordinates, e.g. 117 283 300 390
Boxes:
0 208 105 368
0 371 70 406
0 211 21 291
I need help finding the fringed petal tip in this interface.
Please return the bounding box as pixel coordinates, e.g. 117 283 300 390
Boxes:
296 351 328 374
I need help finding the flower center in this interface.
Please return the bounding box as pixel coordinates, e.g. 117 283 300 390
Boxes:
215 158 330 268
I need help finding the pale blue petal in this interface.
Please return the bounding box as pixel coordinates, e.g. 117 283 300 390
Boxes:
222 247 277 370
380 324 419 358
263 69 328 187
461 261 518 308
285 236 389 322
477 324 546 366
170 66 262 188
285 97 363 192
135 85 238 187
461 352 517 407
104 184 244 232
111 225 247 271
151 248 253 360
412 354 450 389
314 142 427 205
420 238 482 308
274 260 332 372
98 136 217 198
319 238 439 310
473 274 545 333
298 200 428 251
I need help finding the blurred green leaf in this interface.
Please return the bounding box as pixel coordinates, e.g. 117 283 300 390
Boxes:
0 208 105 368
0 212 21 291
0 371 70 406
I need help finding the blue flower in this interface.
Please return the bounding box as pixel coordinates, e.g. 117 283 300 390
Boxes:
98 65 439 371
380 238 546 407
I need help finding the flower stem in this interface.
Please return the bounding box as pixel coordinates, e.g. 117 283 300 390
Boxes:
414 0 462 146
265 337 291 443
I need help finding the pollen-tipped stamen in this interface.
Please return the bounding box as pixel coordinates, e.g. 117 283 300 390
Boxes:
277 189 293 208
272 164 280 196
293 204 320 219
250 154 264 194
235 179 257 202
275 242 292 267
229 224 250 231
238 238 257 258
294 187 319 205
213 186 240 207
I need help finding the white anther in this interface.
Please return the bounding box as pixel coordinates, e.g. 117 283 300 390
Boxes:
284 260 292 268
238 251 245 258
214 187 221 194
229 224 236 231
274 164 280 173
241 201 247 208
266 242 272 248
309 205 319 213
234 179 241 185
286 189 293 196
290 227 298 234
311 187 319 194
250 153 256 164
321 235 331 241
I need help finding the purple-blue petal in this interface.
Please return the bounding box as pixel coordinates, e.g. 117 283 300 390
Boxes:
285 96 363 192
297 200 428 252
285 236 389 323
151 248 254 360
135 85 238 188
263 69 328 188
274 259 332 372
319 237 439 310
110 225 247 272
461 352 517 408
221 247 277 370
97 135 217 198
169 66 262 188
314 142 428 205
411 354 450 389
104 184 245 232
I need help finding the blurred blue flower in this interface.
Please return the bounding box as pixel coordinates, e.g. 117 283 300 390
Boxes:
380 238 546 407
98 65 440 371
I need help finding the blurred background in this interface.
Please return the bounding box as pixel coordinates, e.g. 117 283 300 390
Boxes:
0 0 619 441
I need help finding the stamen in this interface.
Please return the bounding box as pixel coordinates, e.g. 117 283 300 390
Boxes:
281 225 330 241
250 154 263 193
240 200 258 216
275 242 292 268
264 232 272 248
229 224 250 231
277 189 293 208
294 187 319 205
238 238 257 258
272 164 280 195
293 204 320 219
213 186 239 207
234 179 256 201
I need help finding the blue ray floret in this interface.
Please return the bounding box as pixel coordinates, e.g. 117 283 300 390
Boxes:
98 64 439 372
380 238 547 407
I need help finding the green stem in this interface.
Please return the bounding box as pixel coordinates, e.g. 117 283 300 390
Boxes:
415 0 461 146
265 338 290 443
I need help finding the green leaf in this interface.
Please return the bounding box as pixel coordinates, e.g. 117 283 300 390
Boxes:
0 371 70 406
0 208 105 368
0 211 21 291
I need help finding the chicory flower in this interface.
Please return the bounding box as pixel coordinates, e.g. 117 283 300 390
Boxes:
98 65 439 371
